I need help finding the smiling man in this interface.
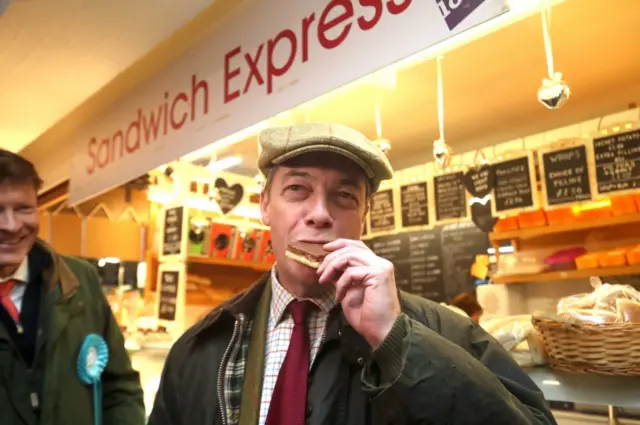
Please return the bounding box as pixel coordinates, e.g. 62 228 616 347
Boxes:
0 149 145 425
149 122 556 425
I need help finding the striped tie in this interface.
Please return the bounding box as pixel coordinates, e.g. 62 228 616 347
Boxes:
0 280 22 333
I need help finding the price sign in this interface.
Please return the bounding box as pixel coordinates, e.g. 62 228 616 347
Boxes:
593 128 640 196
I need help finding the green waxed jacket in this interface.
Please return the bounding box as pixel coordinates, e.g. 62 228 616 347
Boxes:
0 241 145 425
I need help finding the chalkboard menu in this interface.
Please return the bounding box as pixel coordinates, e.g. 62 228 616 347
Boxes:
162 206 184 256
214 178 244 214
369 189 396 232
434 172 468 222
400 182 429 227
493 156 535 213
541 145 593 207
439 222 490 298
593 128 640 195
365 223 491 301
158 270 179 321
366 230 444 301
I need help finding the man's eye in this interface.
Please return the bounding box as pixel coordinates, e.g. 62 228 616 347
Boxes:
338 191 356 200
286 185 304 192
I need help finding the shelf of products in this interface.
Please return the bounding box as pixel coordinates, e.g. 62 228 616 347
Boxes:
489 214 640 243
187 255 272 272
525 367 640 409
492 264 640 284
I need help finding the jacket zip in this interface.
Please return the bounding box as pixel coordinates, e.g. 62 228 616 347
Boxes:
217 314 245 425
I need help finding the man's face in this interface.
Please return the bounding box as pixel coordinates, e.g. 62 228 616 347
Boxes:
0 182 39 275
260 153 368 288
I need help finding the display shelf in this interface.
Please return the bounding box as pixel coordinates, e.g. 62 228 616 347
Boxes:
525 367 640 409
492 264 640 284
187 255 272 272
489 214 640 243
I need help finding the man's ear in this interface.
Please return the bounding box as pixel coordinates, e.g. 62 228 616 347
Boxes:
260 190 271 226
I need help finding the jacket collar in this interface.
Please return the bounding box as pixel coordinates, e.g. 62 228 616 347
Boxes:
34 239 79 299
190 272 374 365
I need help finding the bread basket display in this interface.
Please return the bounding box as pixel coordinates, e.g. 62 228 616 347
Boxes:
532 278 640 376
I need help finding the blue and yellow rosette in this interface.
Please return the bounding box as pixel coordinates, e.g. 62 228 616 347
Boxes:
77 334 109 425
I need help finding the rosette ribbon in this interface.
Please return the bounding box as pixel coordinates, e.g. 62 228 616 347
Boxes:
77 334 109 425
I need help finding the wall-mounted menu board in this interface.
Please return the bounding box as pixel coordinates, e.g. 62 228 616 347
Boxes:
492 155 537 215
365 230 444 301
158 270 179 321
162 206 185 257
539 144 593 208
400 182 429 228
369 189 396 233
365 223 490 302
593 128 640 196
439 222 490 298
434 172 468 222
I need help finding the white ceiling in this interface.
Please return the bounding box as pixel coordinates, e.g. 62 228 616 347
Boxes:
0 0 215 152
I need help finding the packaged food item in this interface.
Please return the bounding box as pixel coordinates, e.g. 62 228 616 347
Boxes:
575 252 599 270
597 250 627 268
544 247 586 271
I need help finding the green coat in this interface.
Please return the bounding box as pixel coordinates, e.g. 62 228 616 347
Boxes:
0 241 145 425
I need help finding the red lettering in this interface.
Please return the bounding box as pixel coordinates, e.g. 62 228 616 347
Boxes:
125 112 141 153
142 106 163 143
224 47 241 103
266 30 297 95
318 0 354 49
358 0 383 30
243 44 265 93
97 138 110 169
171 92 188 130
301 14 315 62
111 131 125 160
86 138 97 175
191 75 208 120
163 93 169 135
386 0 412 14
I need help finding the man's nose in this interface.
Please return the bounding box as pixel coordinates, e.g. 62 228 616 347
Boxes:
305 196 333 229
0 210 19 232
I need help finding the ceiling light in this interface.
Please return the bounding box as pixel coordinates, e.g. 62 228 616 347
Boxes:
206 156 242 173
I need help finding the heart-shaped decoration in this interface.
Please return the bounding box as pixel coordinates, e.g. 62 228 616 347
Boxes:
463 164 495 198
214 178 244 215
470 201 498 233
538 72 571 110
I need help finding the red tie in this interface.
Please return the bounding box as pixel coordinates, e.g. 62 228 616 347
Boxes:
266 300 312 425
0 279 21 325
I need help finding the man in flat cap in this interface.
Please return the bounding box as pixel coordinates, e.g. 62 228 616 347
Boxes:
149 123 556 425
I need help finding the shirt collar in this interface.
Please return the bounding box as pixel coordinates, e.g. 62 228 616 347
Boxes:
270 266 336 325
0 257 29 284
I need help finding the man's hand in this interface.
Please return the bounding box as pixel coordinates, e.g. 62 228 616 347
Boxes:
317 239 401 349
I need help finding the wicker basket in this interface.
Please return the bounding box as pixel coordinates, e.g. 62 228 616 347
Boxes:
532 313 640 376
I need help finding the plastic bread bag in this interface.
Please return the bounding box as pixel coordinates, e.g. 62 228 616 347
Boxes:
559 308 620 324
481 315 533 352
616 298 640 323
557 293 595 313
592 283 640 312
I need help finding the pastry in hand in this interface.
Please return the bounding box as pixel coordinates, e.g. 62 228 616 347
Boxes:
285 242 329 269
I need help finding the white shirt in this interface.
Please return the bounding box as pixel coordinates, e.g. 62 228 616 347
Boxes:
0 258 29 313
258 268 336 425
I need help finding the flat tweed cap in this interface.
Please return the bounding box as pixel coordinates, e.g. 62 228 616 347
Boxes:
258 122 393 193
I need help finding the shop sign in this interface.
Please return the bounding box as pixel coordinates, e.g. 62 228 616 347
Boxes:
69 0 510 204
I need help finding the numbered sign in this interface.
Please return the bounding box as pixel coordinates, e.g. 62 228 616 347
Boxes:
491 153 538 216
539 142 594 209
593 128 640 196
155 263 186 333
